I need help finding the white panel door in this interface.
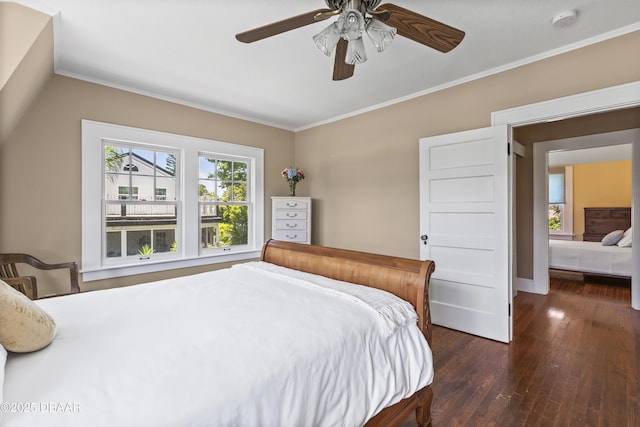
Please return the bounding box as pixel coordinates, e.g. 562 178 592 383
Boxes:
419 125 512 342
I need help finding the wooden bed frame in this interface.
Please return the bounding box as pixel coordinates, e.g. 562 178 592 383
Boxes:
261 239 436 427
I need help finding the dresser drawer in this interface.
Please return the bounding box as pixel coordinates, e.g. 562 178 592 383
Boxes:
274 230 308 242
275 210 308 220
275 219 307 231
271 197 312 244
274 200 309 210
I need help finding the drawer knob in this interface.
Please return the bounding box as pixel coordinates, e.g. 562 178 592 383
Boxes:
286 223 297 228
286 213 298 218
286 202 298 207
286 234 298 239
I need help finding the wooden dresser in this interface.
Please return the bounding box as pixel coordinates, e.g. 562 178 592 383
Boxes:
583 207 631 242
271 197 312 244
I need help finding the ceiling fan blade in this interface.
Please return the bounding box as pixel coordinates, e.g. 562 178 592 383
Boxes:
375 3 465 53
333 39 355 81
236 8 334 43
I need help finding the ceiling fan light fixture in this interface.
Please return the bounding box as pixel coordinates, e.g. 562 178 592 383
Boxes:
237 0 466 81
345 37 367 64
313 22 341 56
338 8 365 41
365 18 396 52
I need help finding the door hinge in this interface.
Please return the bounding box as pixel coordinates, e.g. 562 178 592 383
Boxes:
508 303 511 316
507 142 511 155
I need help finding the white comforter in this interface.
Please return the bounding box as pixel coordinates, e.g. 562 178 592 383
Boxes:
549 239 633 277
3 262 433 427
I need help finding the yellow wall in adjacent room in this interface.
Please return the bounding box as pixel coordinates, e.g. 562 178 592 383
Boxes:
573 160 632 239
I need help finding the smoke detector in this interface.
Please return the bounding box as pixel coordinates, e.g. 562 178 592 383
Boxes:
552 10 577 27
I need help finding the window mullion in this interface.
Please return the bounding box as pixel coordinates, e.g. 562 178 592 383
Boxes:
183 149 200 259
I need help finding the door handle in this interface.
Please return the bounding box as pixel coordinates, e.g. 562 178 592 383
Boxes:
420 235 428 245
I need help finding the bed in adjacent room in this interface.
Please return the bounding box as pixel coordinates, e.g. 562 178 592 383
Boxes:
548 238 632 278
549 206 632 280
0 240 436 427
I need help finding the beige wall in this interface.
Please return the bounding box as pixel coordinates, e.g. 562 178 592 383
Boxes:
572 160 632 239
0 2 50 87
295 30 640 277
0 2 53 142
0 75 295 294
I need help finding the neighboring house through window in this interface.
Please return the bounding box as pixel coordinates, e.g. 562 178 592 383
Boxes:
106 146 178 258
82 120 264 281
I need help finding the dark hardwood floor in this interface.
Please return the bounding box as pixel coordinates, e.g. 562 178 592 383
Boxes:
401 278 640 426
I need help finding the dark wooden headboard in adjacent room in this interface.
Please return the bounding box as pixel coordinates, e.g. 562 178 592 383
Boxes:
583 207 632 241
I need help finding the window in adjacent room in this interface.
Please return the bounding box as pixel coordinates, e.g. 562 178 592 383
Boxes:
548 166 573 239
82 120 264 281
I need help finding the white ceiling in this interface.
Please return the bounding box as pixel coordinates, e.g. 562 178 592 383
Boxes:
16 0 640 131
549 144 632 167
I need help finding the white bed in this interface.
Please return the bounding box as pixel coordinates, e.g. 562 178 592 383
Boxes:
549 239 632 277
1 241 435 427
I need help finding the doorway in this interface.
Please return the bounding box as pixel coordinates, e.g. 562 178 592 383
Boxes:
493 81 640 310
532 130 638 298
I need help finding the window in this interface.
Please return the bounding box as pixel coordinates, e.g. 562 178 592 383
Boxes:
82 120 264 281
118 186 139 200
199 156 249 250
548 166 573 237
548 171 564 230
155 188 167 200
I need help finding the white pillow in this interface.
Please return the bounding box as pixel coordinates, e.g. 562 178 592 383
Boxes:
623 227 632 236
601 230 624 246
617 231 632 248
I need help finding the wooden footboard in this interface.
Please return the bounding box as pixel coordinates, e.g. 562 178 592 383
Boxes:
261 240 436 426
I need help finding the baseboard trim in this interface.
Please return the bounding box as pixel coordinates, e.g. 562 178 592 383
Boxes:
516 277 536 293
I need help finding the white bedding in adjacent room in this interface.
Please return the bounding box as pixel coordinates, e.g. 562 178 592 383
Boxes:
549 239 633 277
3 261 433 427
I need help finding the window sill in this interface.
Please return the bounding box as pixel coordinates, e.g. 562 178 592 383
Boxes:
549 233 574 241
81 250 262 282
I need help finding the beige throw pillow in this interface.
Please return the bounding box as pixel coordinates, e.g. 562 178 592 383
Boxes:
0 280 56 352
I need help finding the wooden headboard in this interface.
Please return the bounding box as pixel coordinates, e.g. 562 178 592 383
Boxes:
261 239 436 344
583 207 632 242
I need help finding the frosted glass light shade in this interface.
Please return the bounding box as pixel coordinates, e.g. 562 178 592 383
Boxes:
346 37 367 64
366 18 396 52
314 8 371 65
313 22 341 56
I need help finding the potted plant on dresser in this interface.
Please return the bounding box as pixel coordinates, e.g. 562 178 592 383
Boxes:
272 167 311 244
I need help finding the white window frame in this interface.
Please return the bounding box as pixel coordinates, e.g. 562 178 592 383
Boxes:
197 153 251 254
82 120 264 281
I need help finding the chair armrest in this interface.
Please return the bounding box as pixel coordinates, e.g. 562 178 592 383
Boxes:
3 276 37 300
0 254 80 296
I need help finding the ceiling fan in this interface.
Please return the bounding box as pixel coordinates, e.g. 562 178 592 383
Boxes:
236 0 465 81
